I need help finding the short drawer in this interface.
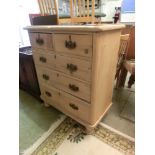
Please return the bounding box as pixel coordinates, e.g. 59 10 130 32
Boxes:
53 34 92 58
56 54 91 82
36 67 91 102
33 50 56 68
40 84 60 108
29 33 53 50
40 84 90 123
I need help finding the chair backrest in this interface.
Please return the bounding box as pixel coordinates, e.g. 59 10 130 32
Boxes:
115 34 130 81
118 34 130 57
38 0 58 16
37 0 99 24
70 0 96 23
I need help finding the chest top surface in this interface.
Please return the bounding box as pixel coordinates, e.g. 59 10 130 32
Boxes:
24 24 125 32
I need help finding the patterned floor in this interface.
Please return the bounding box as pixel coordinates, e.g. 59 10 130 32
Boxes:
20 81 135 153
23 117 134 155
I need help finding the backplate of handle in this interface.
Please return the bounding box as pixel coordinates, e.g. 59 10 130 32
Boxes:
65 35 76 49
42 74 49 80
67 63 77 73
36 38 44 45
69 84 79 92
45 91 52 97
69 103 79 110
39 57 46 63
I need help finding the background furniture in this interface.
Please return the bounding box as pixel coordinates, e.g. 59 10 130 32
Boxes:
19 46 41 100
121 25 135 60
30 14 58 25
69 0 106 23
116 25 135 88
37 0 106 24
119 60 135 88
115 34 130 88
25 24 124 132
29 14 41 25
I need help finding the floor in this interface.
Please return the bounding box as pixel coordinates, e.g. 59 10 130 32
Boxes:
101 73 135 138
19 77 135 153
19 90 62 152
101 88 135 138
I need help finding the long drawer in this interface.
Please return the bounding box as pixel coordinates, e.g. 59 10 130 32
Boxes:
53 34 92 58
40 84 90 123
36 66 90 102
33 50 91 82
29 33 53 50
56 54 91 82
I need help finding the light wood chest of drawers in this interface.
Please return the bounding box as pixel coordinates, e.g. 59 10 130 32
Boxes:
25 24 125 131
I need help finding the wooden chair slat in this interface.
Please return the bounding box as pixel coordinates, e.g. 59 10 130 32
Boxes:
91 0 95 23
45 0 50 14
87 0 89 17
53 0 58 15
46 0 52 14
38 0 42 15
75 0 78 16
83 0 85 17
42 0 47 15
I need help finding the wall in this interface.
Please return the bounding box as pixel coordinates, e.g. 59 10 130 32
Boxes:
18 0 39 46
101 0 122 22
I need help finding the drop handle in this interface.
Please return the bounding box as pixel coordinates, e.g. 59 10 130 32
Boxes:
42 74 49 80
69 103 79 110
69 84 79 92
66 63 77 73
45 91 52 97
39 57 46 63
36 38 44 45
65 35 76 49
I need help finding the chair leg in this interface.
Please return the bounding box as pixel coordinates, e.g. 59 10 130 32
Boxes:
128 74 135 88
117 67 128 88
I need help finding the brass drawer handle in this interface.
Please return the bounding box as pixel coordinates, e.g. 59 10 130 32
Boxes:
84 49 89 54
65 35 76 49
36 38 44 45
42 74 49 80
39 56 46 63
67 63 77 73
69 84 79 92
69 103 79 110
45 91 52 97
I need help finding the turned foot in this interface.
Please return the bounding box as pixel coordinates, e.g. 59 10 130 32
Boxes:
44 102 50 107
85 126 94 134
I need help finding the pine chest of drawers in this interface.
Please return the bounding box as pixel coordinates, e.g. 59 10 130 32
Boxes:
25 24 125 131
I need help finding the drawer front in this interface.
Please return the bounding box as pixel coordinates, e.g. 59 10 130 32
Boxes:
29 33 53 50
53 34 92 58
36 67 90 102
40 84 60 107
56 54 91 82
40 84 90 122
33 50 56 69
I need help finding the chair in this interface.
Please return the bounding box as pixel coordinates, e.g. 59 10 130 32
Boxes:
37 0 106 24
119 59 135 88
115 34 135 89
69 0 106 24
115 34 130 88
38 0 58 15
37 0 59 23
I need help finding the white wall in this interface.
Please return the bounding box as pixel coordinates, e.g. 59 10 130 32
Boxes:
18 0 40 46
101 0 122 22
